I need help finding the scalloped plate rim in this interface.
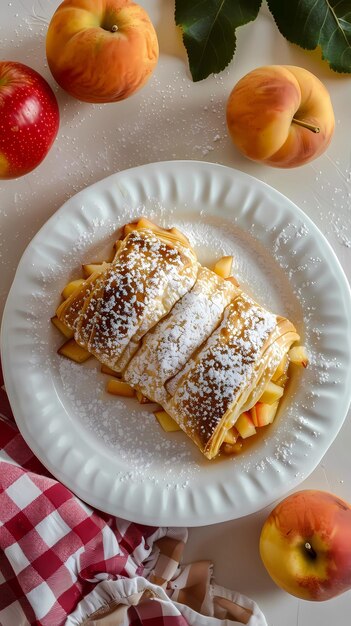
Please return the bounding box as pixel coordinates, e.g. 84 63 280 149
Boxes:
1 160 351 526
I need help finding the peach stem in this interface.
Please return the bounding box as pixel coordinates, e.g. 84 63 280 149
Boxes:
304 542 317 559
292 118 320 134
111 24 118 32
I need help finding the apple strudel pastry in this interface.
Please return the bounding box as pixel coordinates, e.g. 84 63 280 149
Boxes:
56 227 198 370
163 292 299 459
54 219 304 460
124 265 240 405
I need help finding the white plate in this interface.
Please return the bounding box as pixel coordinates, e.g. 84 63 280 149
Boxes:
2 161 351 526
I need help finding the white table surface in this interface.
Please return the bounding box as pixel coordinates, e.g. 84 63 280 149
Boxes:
1 1 351 625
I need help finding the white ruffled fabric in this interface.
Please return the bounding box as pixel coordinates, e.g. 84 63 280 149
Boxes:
66 576 267 626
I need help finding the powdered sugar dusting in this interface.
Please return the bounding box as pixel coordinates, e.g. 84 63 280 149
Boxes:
67 230 197 368
175 217 302 325
57 357 201 485
124 266 237 404
167 294 277 450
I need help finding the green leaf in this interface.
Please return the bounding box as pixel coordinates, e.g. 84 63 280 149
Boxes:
175 0 262 81
267 0 351 73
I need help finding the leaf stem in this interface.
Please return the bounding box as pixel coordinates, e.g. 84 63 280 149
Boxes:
292 118 320 133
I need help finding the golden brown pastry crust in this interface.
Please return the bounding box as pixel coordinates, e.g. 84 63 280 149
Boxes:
164 293 299 459
124 266 240 405
57 228 198 370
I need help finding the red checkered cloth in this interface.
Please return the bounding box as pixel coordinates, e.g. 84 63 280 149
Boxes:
0 364 267 626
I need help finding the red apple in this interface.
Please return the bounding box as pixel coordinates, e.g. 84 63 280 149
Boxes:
0 61 59 179
260 490 351 601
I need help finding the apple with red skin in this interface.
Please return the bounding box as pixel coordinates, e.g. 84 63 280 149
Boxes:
0 62 59 179
260 490 351 601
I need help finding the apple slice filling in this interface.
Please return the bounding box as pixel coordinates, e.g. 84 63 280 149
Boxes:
213 255 240 286
213 256 233 279
221 346 308 455
106 379 135 398
154 410 181 432
58 338 92 363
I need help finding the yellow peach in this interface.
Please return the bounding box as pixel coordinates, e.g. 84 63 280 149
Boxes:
46 0 159 103
226 65 335 168
260 490 351 600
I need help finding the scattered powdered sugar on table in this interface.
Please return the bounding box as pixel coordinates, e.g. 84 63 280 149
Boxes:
310 156 351 250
